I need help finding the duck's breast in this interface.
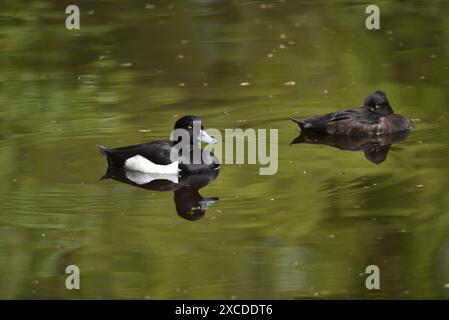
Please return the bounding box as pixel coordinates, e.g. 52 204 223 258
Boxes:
378 115 411 134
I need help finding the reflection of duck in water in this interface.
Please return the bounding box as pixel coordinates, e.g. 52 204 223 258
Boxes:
100 166 220 221
290 130 410 164
174 187 218 221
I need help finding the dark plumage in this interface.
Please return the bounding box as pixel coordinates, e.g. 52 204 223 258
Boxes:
291 91 411 136
97 115 220 174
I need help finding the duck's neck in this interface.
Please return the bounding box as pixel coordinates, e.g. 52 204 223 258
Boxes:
172 138 199 150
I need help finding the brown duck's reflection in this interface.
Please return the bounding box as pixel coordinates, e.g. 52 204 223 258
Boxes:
290 130 410 164
101 166 220 221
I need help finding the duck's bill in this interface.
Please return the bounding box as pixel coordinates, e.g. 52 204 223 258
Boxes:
198 130 217 144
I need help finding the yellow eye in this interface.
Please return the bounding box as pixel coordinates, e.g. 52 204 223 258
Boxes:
187 125 193 129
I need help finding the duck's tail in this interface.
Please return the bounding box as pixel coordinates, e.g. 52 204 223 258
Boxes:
97 145 116 168
97 145 109 156
290 117 307 130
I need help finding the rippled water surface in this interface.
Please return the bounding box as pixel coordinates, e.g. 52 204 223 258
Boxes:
1 0 449 299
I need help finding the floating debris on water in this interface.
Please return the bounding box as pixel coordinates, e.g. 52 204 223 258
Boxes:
284 81 296 86
138 129 152 133
415 184 424 188
240 82 250 86
260 3 273 9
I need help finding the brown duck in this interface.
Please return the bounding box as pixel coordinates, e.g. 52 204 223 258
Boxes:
291 91 411 136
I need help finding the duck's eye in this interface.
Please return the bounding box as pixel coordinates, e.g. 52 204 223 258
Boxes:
187 125 193 129
375 105 380 109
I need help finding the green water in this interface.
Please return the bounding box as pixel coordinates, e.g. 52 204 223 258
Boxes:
1 0 449 299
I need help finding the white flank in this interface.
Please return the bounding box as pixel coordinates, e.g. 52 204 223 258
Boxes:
124 155 179 174
125 171 179 185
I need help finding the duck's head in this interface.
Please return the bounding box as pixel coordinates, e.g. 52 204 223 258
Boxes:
173 115 217 145
364 91 394 116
